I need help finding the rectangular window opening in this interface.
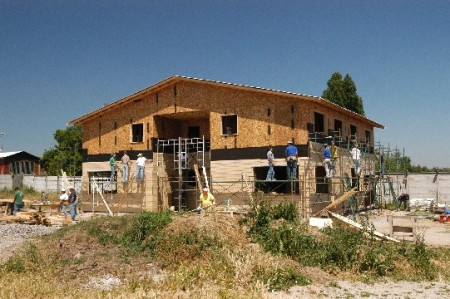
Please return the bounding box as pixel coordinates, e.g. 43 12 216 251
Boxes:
334 119 343 136
365 130 371 143
350 125 357 140
221 115 238 135
314 112 324 132
132 123 144 143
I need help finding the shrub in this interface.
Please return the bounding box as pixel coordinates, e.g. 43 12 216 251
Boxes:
252 265 310 291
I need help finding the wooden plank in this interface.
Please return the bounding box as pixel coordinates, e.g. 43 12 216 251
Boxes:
312 188 357 217
193 164 203 193
328 211 400 243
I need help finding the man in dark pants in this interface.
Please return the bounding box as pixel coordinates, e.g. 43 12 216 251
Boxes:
285 140 298 192
397 193 410 211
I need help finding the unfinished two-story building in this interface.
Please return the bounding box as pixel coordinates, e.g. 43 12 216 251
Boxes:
70 75 383 216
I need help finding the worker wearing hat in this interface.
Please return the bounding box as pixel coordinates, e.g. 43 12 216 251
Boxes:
135 153 146 183
59 188 69 217
285 139 298 180
197 187 215 212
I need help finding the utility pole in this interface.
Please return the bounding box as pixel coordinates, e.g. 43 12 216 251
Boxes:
0 132 5 151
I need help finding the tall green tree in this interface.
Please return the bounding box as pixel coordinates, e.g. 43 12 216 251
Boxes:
41 126 82 176
322 72 365 116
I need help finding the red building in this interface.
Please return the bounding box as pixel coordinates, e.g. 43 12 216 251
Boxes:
0 151 41 175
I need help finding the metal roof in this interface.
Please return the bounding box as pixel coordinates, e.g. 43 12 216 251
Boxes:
69 75 384 129
0 151 22 158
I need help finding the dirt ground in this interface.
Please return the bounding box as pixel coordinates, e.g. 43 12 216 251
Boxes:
368 210 450 247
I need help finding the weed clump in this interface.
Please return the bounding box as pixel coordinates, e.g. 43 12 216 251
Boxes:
241 198 440 280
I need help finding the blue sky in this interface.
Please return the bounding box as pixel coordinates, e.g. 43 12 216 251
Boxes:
1 0 449 167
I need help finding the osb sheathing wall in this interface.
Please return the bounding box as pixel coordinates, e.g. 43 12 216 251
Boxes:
81 98 154 155
80 79 374 156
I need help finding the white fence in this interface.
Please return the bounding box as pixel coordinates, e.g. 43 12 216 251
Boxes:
0 174 82 193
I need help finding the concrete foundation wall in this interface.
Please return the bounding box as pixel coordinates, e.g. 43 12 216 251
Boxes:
0 175 13 189
407 173 450 204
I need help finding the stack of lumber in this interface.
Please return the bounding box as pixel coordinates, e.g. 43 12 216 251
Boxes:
0 211 72 226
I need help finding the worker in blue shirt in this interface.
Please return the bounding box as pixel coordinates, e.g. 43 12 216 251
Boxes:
323 143 332 179
285 140 298 180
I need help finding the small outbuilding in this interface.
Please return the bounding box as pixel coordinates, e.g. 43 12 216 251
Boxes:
0 151 41 175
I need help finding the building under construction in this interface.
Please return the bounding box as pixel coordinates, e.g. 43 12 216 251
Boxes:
69 75 386 217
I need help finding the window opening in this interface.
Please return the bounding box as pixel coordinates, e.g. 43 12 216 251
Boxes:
334 119 343 136
350 125 357 140
314 112 324 132
222 115 237 135
132 123 144 142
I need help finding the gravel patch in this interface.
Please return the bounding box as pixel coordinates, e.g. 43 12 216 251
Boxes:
0 223 60 262
269 280 450 298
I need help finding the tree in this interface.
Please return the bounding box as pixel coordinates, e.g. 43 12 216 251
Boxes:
322 72 365 116
41 126 82 176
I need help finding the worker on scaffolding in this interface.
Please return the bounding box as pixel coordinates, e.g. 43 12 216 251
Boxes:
266 147 275 181
330 140 338 176
285 140 298 180
109 153 117 182
196 187 215 213
323 143 332 179
350 143 361 176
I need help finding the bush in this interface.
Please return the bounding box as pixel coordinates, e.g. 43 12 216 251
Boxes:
120 211 172 252
252 265 310 291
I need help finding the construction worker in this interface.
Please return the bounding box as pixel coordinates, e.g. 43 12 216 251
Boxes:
59 188 69 217
68 186 78 221
285 140 298 180
330 140 339 176
109 153 117 181
13 186 24 216
323 143 332 179
135 153 146 183
351 143 361 175
266 147 275 180
197 188 215 213
121 151 130 183
397 193 410 211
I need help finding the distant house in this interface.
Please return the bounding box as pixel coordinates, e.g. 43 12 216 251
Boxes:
0 151 41 175
70 75 384 213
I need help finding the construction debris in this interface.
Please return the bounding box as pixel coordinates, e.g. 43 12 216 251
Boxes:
327 210 400 243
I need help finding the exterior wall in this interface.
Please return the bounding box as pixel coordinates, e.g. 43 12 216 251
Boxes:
79 79 376 156
82 97 155 155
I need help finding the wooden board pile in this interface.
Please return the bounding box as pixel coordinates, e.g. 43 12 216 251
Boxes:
0 211 72 226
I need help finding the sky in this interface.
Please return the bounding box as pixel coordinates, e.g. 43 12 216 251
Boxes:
1 0 449 167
